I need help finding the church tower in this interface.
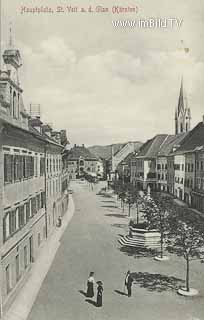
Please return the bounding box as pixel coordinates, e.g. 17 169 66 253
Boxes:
0 25 29 129
175 78 191 135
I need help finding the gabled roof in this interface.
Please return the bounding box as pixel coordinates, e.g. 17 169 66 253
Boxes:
136 134 168 158
113 141 142 157
118 152 135 166
67 146 98 160
157 132 187 156
173 122 204 154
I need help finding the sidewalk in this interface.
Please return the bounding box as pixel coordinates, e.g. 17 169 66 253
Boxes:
2 195 75 320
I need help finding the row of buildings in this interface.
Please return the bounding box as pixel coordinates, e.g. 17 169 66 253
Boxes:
66 144 104 180
0 38 69 313
110 80 204 214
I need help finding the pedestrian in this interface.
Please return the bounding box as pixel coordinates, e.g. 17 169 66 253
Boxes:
86 272 95 298
125 270 133 297
96 281 103 307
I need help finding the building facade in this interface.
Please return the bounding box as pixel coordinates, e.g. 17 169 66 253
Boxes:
0 38 69 314
66 144 103 180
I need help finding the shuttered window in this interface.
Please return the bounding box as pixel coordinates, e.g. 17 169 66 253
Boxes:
4 154 13 183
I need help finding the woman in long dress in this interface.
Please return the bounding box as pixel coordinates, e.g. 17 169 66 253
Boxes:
96 281 103 307
86 272 95 298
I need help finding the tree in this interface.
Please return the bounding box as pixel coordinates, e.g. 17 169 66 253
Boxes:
143 193 174 259
168 207 204 292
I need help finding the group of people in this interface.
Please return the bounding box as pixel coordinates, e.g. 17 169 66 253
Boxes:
86 270 134 307
86 272 103 307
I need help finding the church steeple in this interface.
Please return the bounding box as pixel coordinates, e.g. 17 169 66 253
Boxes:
175 78 191 135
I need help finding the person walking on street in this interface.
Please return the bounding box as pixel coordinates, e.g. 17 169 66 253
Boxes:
125 270 133 297
86 272 95 298
96 281 103 307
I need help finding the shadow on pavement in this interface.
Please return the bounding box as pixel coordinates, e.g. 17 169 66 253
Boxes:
119 246 157 259
105 213 127 218
101 205 118 209
85 299 98 307
101 200 116 203
111 223 127 229
114 289 127 296
131 272 184 292
78 290 87 297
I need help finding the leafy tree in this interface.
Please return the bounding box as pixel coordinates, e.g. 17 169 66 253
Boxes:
143 193 174 259
168 207 204 292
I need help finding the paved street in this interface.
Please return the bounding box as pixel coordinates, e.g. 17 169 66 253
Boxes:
27 181 204 320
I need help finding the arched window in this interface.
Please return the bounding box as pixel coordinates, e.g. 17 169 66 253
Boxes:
13 91 17 118
18 93 20 118
186 123 188 131
10 86 12 115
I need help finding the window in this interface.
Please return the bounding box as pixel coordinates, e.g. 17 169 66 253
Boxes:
40 192 45 208
38 233 41 247
19 206 25 228
15 254 20 282
3 213 10 241
24 246 28 269
40 157 45 176
26 202 30 223
9 210 17 234
13 91 17 118
34 157 38 177
36 194 41 211
4 154 13 183
31 198 37 216
6 265 11 294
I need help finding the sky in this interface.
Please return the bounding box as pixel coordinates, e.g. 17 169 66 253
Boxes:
1 0 204 146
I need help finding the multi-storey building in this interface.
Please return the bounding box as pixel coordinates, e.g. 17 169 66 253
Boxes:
66 144 103 180
192 147 204 212
0 38 69 314
131 134 168 191
173 118 204 207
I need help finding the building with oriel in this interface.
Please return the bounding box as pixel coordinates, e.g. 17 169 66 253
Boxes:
0 31 69 315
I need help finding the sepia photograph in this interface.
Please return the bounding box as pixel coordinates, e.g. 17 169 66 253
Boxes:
0 0 204 319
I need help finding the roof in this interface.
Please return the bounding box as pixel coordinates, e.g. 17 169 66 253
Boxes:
113 141 142 157
173 122 204 154
157 132 187 156
28 125 63 147
136 134 168 158
118 152 135 166
67 146 98 160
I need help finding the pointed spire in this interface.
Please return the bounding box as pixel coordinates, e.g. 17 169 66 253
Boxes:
177 76 185 115
9 22 13 48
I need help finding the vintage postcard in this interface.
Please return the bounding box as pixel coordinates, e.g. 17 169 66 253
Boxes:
0 0 204 319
